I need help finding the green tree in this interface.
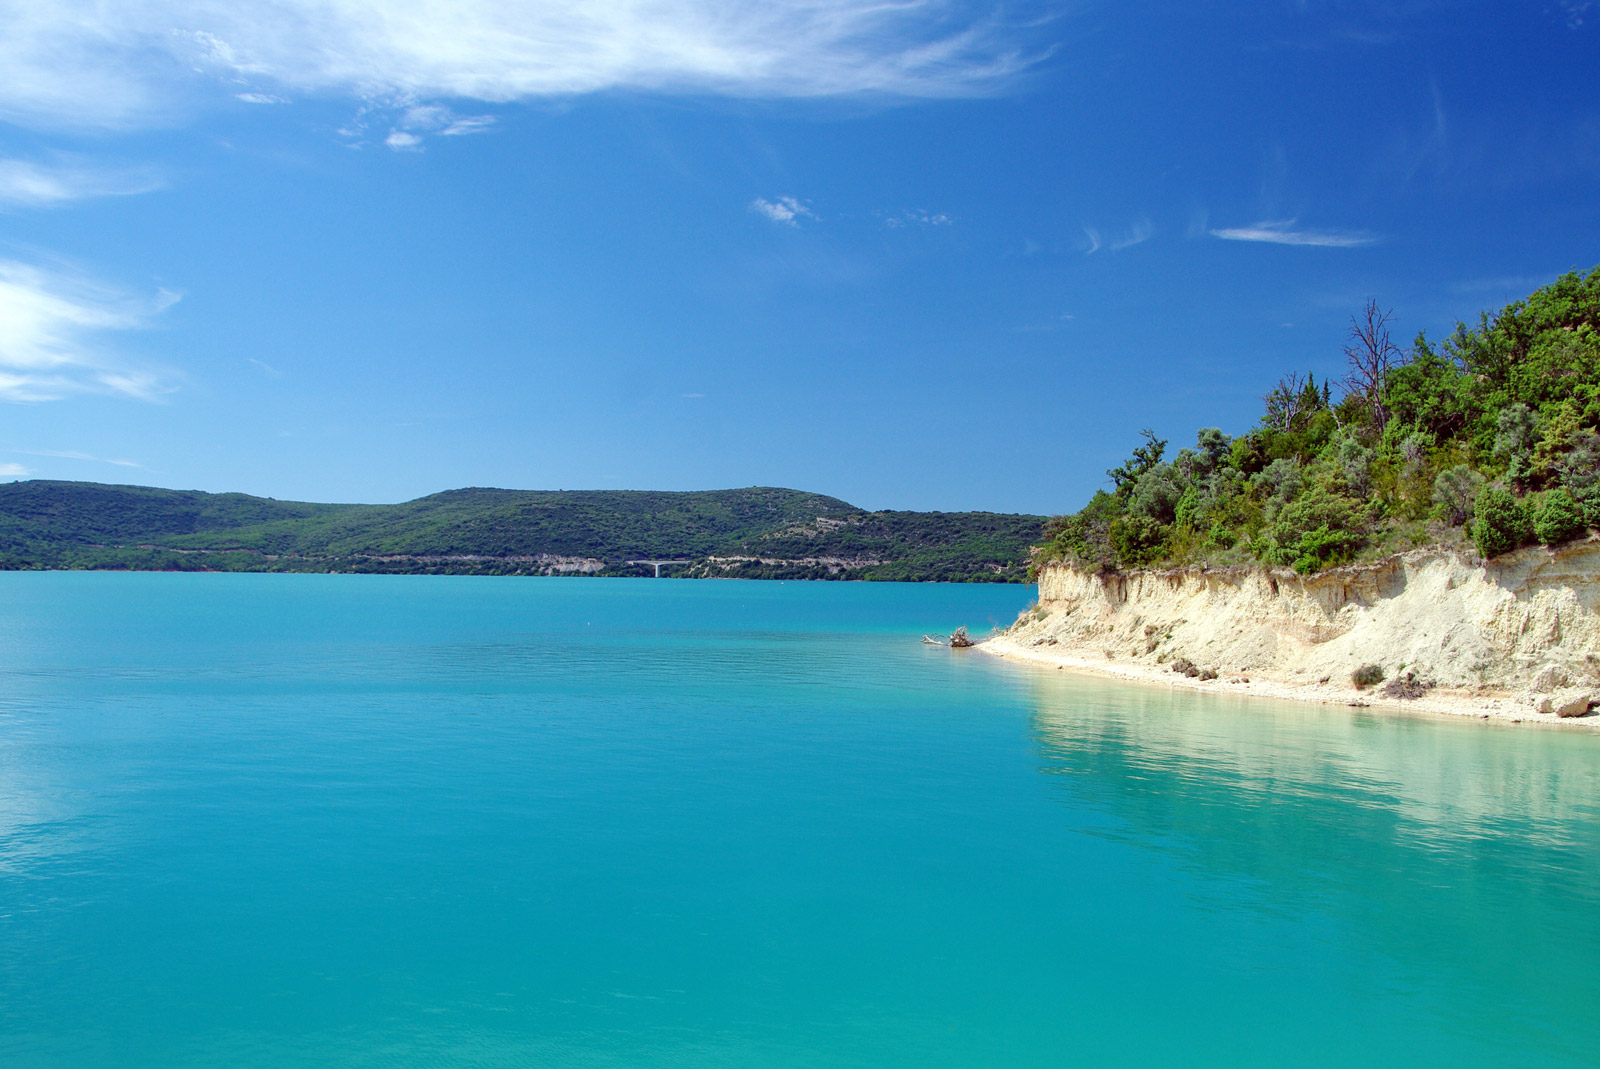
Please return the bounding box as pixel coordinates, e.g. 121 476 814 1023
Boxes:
1532 489 1586 546
1472 485 1533 559
1106 429 1168 496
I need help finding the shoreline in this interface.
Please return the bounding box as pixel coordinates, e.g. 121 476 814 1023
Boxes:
975 633 1600 731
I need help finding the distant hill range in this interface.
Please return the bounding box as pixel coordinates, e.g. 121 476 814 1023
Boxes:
0 481 1044 583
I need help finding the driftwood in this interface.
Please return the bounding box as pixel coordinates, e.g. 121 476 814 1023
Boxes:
923 626 975 648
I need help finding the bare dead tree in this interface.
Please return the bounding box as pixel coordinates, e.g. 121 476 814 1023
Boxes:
1261 371 1306 431
1343 299 1402 432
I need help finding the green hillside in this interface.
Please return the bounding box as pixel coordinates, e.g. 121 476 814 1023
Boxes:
0 481 1041 582
1037 265 1600 576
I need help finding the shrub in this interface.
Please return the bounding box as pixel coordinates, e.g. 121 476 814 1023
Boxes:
1290 524 1362 574
1351 664 1385 689
1253 458 1303 509
1472 485 1533 559
1432 464 1485 526
1532 488 1587 546
1577 484 1600 529
1557 434 1600 524
1493 403 1537 459
1336 436 1375 496
1129 465 1181 524
1380 672 1432 700
1109 514 1169 567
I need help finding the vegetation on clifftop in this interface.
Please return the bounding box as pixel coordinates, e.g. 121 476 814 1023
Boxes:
1037 265 1600 576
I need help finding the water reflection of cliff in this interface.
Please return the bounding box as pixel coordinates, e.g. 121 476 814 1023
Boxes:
1031 673 1600 836
1025 672 1600 1045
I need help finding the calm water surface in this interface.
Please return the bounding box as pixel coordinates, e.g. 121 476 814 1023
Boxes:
1 573 1597 1066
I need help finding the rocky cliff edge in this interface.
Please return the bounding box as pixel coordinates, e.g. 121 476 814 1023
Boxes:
985 537 1600 725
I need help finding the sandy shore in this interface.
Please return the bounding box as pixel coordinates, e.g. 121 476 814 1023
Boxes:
976 634 1600 731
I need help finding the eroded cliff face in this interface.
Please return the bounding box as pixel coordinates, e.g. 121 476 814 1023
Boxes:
1012 538 1600 692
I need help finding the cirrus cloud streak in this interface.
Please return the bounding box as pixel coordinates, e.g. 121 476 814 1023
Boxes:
0 1 1044 131
1209 219 1380 248
0 156 164 207
0 259 179 402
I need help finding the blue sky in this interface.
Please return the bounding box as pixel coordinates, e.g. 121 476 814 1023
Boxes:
1 1 1596 514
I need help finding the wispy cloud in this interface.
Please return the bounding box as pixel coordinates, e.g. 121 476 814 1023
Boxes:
0 1 1044 131
1082 218 1153 253
1108 217 1153 251
1559 1 1593 28
1449 275 1549 296
751 195 816 227
0 156 163 208
1209 219 1380 247
0 462 29 478
884 209 953 228
12 448 143 468
370 103 497 150
0 259 179 402
1011 312 1075 334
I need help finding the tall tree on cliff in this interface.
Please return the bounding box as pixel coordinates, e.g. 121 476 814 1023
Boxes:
1343 299 1403 432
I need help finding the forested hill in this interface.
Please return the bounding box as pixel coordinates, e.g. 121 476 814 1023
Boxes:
0 481 1043 582
1038 265 1600 576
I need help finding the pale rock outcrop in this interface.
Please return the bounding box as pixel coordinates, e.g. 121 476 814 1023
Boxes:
1551 689 1596 718
1007 537 1600 704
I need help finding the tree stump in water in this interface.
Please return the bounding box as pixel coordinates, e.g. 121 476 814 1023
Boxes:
949 626 974 648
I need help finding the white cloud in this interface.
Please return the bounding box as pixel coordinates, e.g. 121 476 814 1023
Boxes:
1209 219 1380 247
0 462 30 477
751 195 815 226
440 116 495 136
1081 226 1101 254
235 91 287 104
885 209 952 228
0 259 179 402
375 102 496 149
0 156 163 207
0 1 1041 131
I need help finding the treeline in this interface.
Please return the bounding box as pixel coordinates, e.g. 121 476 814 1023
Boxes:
1038 265 1600 575
0 482 1041 583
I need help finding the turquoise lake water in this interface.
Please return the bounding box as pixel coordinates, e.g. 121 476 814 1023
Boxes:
1 573 1597 1066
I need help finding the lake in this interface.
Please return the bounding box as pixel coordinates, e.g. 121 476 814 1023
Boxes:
1 574 1596 1066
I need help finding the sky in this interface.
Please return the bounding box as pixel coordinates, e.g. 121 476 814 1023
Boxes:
1 1 1597 515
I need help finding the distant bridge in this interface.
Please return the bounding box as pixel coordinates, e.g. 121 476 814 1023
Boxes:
625 560 694 578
